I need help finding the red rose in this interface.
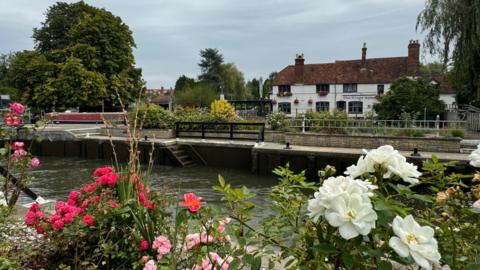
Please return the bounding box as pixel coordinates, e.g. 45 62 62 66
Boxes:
82 214 94 227
139 239 149 251
93 167 113 177
179 193 202 213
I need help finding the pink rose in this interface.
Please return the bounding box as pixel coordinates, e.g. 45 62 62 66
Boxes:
30 157 40 169
143 260 157 270
9 102 25 114
12 141 24 150
10 149 27 161
152 235 172 260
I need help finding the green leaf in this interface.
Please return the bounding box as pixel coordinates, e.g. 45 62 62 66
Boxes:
313 243 337 254
218 174 225 187
228 259 241 270
465 264 480 270
378 260 393 270
468 208 480 214
342 253 354 269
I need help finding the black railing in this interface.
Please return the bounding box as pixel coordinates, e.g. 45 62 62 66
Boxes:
175 122 265 141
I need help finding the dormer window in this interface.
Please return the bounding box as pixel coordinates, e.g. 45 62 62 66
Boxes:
377 84 385 95
277 85 292 96
343 84 357 93
316 84 329 93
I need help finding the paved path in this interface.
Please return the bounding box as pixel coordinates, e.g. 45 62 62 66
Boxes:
254 142 470 162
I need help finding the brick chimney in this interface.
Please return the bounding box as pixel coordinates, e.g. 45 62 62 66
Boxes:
295 53 304 84
361 43 367 68
407 40 420 76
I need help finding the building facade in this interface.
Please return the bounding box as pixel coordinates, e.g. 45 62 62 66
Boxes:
271 41 456 117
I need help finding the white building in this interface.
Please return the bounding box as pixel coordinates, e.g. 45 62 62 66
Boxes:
271 41 456 117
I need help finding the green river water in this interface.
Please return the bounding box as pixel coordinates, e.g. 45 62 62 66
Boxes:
18 157 278 208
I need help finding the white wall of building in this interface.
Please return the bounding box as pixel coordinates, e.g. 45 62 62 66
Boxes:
271 83 391 117
439 94 456 110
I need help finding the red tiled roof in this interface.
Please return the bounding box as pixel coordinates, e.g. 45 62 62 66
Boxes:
273 57 411 85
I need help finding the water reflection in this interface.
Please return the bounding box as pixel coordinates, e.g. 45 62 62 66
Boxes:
20 157 278 210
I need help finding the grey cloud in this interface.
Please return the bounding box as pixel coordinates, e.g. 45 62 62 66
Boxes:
0 0 427 88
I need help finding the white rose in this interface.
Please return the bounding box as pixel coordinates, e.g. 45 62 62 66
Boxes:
307 176 377 222
469 144 480 168
389 215 441 270
324 193 377 240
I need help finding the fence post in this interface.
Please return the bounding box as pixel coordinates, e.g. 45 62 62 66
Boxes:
175 122 179 138
201 123 205 138
229 123 234 139
260 125 265 142
302 116 305 133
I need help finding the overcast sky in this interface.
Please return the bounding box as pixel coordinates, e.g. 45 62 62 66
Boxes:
0 0 429 88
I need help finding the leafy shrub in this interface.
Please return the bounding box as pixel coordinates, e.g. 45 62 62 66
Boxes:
266 112 287 131
130 103 175 129
449 129 465 138
210 99 241 122
305 110 349 134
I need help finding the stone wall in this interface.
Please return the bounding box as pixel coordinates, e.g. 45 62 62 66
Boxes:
264 131 461 153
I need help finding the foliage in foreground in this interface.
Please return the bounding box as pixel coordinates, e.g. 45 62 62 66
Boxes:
0 144 479 269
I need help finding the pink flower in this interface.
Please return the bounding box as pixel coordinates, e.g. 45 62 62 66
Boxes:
82 214 94 227
52 219 65 230
4 114 21 126
12 141 24 150
97 172 118 187
473 199 480 208
25 211 36 225
185 233 215 250
67 191 80 206
141 256 150 262
139 239 149 251
30 157 40 169
10 149 27 161
143 260 157 270
179 193 202 213
93 167 113 177
108 201 119 208
80 183 97 194
9 102 25 114
29 202 40 213
152 235 172 260
138 192 155 210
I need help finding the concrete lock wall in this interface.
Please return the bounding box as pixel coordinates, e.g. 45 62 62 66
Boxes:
100 127 175 139
264 131 461 153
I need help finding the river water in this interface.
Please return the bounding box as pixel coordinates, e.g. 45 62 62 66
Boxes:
19 157 278 209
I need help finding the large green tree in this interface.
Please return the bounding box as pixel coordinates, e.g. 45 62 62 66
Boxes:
221 63 248 100
373 77 445 120
174 83 217 108
174 75 196 92
198 48 224 89
8 1 143 111
417 0 480 106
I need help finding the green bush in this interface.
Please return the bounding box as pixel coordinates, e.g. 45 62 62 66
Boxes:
449 129 465 138
266 112 287 131
130 103 175 129
304 110 349 134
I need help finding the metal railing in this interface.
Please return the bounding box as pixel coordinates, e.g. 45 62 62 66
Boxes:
286 118 467 132
175 122 265 141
